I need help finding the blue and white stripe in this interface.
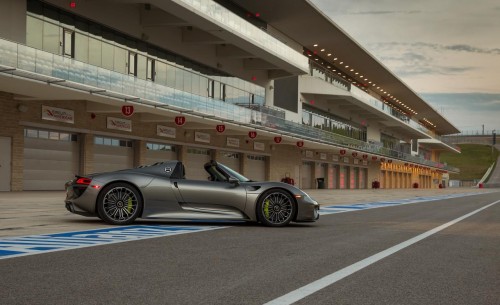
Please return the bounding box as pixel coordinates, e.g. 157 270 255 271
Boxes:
0 225 224 260
319 192 489 215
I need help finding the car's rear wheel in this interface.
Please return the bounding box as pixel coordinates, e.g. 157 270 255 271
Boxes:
97 183 142 225
257 189 296 227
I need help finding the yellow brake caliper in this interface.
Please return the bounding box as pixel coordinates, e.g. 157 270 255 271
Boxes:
264 199 270 218
127 197 133 213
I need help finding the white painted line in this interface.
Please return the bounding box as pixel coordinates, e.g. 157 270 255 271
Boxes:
264 199 500 305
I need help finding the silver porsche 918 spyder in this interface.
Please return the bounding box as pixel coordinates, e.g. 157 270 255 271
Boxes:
65 160 319 227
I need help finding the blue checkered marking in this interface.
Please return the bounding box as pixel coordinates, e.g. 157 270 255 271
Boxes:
0 225 223 260
319 192 487 215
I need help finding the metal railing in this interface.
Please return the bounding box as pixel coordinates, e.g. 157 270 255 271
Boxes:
0 38 458 172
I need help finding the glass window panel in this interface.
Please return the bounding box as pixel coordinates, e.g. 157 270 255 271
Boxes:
63 29 74 57
26 129 38 138
42 21 60 54
49 132 59 140
94 137 103 145
113 46 127 74
103 138 112 146
26 16 43 49
43 6 59 24
208 79 214 98
192 73 200 96
74 32 89 63
183 69 192 94
101 42 114 70
167 64 176 88
112 139 119 146
156 61 167 85
59 133 70 141
175 67 184 91
38 130 49 139
146 58 154 81
128 52 137 76
88 37 102 66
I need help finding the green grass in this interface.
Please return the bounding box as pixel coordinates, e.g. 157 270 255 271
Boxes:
440 144 499 180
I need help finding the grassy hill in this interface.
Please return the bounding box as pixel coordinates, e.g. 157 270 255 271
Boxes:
440 144 499 180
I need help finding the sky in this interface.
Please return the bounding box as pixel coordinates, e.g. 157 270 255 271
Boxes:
310 0 500 134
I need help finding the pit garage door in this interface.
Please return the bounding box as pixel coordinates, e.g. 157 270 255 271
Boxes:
23 129 79 190
219 151 240 172
300 161 313 189
145 143 177 166
185 147 211 180
246 155 266 181
93 136 133 173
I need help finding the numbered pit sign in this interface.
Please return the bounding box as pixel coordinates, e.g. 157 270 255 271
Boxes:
216 124 225 133
121 105 134 117
175 116 186 126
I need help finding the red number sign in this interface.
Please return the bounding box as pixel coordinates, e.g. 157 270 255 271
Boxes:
174 116 186 126
296 141 304 148
362 154 368 159
352 152 358 157
340 149 346 155
274 136 282 144
380 158 386 162
372 156 378 161
216 124 225 133
121 105 134 117
248 131 257 139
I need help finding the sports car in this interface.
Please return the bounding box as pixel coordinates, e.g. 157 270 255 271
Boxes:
65 160 319 227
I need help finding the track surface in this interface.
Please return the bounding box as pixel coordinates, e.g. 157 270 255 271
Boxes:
1 192 499 305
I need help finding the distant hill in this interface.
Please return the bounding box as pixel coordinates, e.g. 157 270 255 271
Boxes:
440 144 499 180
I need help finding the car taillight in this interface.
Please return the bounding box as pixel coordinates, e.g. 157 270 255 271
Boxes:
76 177 92 185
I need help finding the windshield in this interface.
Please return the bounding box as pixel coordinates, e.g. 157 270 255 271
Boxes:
218 163 251 182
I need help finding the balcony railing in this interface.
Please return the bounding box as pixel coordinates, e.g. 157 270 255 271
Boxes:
0 38 458 173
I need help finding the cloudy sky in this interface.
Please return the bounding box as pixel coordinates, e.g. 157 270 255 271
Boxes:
310 0 500 134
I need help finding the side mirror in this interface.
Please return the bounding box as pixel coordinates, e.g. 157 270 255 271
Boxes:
228 177 239 185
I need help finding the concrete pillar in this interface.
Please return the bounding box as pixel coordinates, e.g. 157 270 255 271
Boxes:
80 133 94 175
133 140 146 167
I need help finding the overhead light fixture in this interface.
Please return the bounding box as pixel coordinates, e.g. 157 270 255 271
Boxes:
321 49 325 52
313 44 318 47
327 53 331 56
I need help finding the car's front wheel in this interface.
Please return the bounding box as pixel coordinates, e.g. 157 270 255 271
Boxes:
256 189 296 227
97 183 142 225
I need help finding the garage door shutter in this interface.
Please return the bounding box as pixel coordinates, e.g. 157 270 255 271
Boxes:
23 129 79 190
246 155 266 181
300 161 313 189
93 136 133 173
185 148 211 180
145 143 177 165
219 151 240 172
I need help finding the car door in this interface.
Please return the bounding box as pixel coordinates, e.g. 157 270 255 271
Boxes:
172 179 247 214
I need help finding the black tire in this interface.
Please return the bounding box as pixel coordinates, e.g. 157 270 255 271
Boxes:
256 189 296 227
97 182 142 225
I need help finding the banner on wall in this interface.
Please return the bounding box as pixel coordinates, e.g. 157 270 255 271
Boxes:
254 142 265 151
157 125 176 138
107 117 132 132
226 137 240 148
195 131 210 143
42 105 74 124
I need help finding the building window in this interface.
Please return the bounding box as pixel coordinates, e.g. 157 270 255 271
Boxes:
146 143 175 151
147 58 155 81
94 136 132 147
24 128 76 141
208 80 214 98
63 29 74 58
220 83 226 101
128 52 137 76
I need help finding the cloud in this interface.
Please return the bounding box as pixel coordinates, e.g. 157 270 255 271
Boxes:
371 42 500 55
421 93 500 131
